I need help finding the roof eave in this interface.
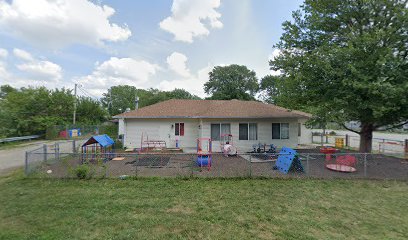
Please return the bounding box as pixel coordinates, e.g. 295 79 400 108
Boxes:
116 115 310 119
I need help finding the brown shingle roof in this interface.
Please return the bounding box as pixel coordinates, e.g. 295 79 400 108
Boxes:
114 99 311 119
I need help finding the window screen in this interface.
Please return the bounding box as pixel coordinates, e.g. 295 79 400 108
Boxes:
281 123 289 139
211 124 221 141
239 123 248 140
175 123 184 136
249 123 257 140
175 123 180 136
180 123 184 136
221 124 231 136
272 123 281 139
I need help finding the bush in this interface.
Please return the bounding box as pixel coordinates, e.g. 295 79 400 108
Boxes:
114 140 123 149
72 164 91 179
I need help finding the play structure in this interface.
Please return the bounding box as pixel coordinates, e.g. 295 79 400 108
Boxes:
196 138 212 170
81 134 114 163
320 147 337 160
274 147 304 174
220 134 237 156
326 155 357 173
139 132 166 153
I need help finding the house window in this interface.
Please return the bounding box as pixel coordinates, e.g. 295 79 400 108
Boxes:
272 123 289 139
211 123 230 141
175 123 184 136
239 123 257 140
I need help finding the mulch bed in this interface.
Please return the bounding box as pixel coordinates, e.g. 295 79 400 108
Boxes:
125 156 171 167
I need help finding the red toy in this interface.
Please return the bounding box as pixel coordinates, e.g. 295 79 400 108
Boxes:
320 147 337 160
326 155 357 173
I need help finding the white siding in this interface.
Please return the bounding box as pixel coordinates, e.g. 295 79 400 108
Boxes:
123 117 308 151
123 118 199 149
200 118 303 152
118 119 125 135
298 119 312 145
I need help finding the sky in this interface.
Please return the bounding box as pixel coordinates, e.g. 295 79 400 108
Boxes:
0 0 303 98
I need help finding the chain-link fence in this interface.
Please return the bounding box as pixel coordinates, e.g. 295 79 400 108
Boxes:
25 149 408 180
312 133 408 158
45 125 100 140
25 139 85 175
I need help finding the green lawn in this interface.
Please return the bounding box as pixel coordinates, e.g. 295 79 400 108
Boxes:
0 173 407 240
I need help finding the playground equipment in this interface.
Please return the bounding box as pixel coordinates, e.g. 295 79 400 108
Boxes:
197 138 212 170
274 147 304 174
220 134 237 156
249 143 276 154
320 147 337 160
326 155 357 173
81 134 114 163
140 132 166 153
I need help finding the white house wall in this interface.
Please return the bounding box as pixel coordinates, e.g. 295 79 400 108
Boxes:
123 117 309 151
118 119 125 135
200 118 303 152
298 118 312 145
123 118 199 149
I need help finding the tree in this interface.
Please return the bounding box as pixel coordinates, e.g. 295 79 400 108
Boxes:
76 97 108 124
259 75 281 104
0 85 107 137
101 86 201 116
204 64 259 100
269 0 408 152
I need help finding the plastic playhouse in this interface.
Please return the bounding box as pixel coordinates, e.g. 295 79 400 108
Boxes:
197 138 212 170
220 134 237 156
81 134 115 163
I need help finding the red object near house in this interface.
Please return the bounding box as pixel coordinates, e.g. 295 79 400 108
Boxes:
335 155 357 167
326 155 357 173
59 130 67 138
320 147 337 160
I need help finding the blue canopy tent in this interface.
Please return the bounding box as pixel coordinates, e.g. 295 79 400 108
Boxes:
81 134 115 162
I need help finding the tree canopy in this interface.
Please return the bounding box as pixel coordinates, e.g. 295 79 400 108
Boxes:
267 0 408 152
0 85 107 137
101 85 200 116
204 64 259 100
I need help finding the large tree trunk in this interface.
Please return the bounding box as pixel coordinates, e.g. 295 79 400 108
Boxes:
359 123 374 153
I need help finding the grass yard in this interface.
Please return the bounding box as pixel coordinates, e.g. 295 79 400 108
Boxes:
0 173 407 240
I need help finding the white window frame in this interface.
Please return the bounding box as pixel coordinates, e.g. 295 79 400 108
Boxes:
239 123 258 141
210 123 231 141
272 123 290 140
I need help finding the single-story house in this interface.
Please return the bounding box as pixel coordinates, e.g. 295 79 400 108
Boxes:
113 99 311 152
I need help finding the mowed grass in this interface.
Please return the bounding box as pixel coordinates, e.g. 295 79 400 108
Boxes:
0 173 407 240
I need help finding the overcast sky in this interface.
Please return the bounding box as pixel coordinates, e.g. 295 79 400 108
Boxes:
0 0 303 98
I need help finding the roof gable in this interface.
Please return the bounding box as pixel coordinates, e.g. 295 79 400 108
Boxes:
114 99 311 119
82 134 115 147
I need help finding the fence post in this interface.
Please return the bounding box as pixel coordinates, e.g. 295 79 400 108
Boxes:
135 154 138 177
54 143 58 161
405 139 408 159
363 153 367 177
306 154 309 176
345 134 349 147
72 140 76 153
43 144 48 163
25 151 29 175
249 155 252 178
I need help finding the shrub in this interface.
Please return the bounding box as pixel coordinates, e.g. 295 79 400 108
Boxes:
72 164 91 179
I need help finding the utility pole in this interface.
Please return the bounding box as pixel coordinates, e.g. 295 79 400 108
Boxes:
73 83 77 125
